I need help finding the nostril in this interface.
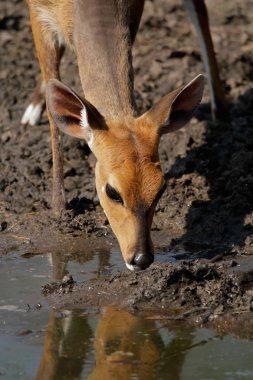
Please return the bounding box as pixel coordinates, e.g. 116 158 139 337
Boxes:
133 253 154 270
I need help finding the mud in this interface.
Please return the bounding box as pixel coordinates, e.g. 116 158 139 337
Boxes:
42 257 253 332
1 0 253 327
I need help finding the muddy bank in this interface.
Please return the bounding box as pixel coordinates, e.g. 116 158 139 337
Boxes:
42 256 253 332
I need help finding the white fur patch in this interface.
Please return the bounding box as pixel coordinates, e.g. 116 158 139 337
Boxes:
21 103 43 126
81 108 93 147
101 186 105 193
36 7 64 46
126 263 135 271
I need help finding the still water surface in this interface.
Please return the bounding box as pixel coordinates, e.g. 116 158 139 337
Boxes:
0 246 253 380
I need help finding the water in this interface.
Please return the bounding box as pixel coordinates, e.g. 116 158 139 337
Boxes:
1 247 253 380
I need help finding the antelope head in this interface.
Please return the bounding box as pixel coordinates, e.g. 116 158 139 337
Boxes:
47 74 204 270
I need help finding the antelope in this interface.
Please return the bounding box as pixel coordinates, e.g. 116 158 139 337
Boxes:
22 0 224 271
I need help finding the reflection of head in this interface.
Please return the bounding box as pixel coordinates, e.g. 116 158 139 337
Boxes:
88 307 161 380
35 307 195 380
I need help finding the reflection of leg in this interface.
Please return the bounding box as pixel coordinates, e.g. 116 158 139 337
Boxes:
21 76 46 126
183 0 227 120
36 311 92 380
27 9 65 211
49 252 69 281
157 327 194 380
97 249 110 274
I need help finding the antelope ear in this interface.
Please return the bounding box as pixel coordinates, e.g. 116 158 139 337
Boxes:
143 74 205 134
47 79 105 147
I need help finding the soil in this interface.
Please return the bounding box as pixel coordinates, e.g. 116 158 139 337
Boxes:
1 0 253 329
42 257 253 328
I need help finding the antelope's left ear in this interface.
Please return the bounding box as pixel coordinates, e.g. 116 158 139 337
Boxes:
47 79 106 147
143 74 205 134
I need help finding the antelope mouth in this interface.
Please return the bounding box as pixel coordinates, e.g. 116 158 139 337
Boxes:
125 254 154 271
125 263 136 271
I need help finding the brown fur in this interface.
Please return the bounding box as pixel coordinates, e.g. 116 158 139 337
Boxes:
93 118 163 263
26 0 204 268
27 0 139 119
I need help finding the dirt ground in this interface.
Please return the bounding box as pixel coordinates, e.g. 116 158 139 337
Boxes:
1 0 253 329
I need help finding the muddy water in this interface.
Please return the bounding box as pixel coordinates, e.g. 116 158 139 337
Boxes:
1 246 253 380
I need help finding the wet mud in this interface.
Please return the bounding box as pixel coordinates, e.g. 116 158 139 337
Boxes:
42 257 253 333
1 0 253 328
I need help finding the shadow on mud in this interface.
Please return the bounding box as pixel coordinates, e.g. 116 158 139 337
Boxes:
166 89 253 257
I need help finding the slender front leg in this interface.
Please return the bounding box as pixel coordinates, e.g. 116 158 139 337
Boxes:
28 10 66 212
183 0 227 120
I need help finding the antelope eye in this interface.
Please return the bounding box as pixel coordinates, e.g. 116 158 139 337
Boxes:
106 183 123 204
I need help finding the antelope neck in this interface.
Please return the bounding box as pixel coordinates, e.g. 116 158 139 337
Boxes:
73 0 137 120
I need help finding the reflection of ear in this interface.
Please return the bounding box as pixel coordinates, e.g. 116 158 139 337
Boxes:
143 74 205 134
47 79 106 147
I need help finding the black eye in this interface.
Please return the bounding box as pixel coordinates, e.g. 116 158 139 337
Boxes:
106 183 123 204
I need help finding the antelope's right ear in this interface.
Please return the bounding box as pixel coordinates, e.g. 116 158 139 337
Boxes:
47 79 105 147
143 74 205 135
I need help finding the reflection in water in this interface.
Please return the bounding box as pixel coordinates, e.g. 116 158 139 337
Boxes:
35 306 197 380
88 307 161 380
34 250 253 380
87 308 194 380
1 247 253 379
35 250 196 380
36 311 92 380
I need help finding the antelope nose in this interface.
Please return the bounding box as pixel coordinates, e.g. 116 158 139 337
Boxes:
133 253 154 270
